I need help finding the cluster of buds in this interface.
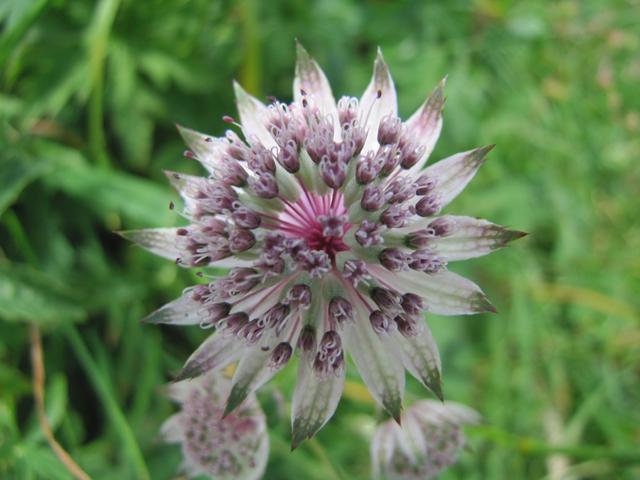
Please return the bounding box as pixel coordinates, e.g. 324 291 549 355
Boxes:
371 400 480 480
161 372 268 480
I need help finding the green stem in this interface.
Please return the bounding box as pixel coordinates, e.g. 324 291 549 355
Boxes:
63 325 150 480
87 0 121 168
238 0 261 96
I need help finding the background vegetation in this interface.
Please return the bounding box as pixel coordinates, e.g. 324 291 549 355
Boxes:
1 0 639 478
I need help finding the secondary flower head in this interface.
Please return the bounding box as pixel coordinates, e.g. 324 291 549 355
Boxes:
160 371 268 480
371 400 480 480
123 42 524 447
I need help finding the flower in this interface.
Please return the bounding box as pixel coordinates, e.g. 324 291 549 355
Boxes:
160 371 269 480
122 42 525 447
371 400 480 480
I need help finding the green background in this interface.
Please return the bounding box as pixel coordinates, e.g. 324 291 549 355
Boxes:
1 0 639 478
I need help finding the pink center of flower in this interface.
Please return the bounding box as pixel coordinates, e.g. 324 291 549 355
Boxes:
278 190 351 260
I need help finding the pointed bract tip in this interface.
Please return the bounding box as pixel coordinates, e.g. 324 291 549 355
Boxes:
290 432 306 451
172 366 197 383
385 399 403 425
425 371 444 402
290 419 311 450
223 385 247 418
233 79 248 97
472 292 497 313
499 229 528 246
469 144 495 166
295 39 310 57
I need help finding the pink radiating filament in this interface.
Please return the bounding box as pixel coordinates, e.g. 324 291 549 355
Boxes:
278 189 351 260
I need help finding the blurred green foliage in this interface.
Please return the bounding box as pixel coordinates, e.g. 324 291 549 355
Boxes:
1 0 639 478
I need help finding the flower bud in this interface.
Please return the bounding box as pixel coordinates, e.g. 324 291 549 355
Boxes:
361 185 385 211
269 342 293 368
379 248 409 272
415 194 441 217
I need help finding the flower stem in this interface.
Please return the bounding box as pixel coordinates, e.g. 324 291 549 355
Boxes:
63 324 151 480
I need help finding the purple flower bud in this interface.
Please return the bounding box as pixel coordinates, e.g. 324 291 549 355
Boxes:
285 284 312 309
394 314 419 337
320 157 347 189
355 220 384 247
361 185 385 211
337 96 359 127
240 319 264 343
250 172 279 199
205 302 232 327
328 296 354 324
371 288 401 311
225 130 250 161
386 177 417 204
378 145 400 176
277 140 300 173
401 293 427 316
255 253 285 277
380 204 414 229
231 204 261 229
415 174 437 195
342 259 370 286
190 284 211 303
299 250 331 279
319 215 347 237
269 342 293 368
379 248 409 272
223 312 249 335
428 217 455 237
298 326 316 353
262 232 286 255
415 194 441 217
370 310 394 334
399 138 426 169
356 152 383 184
263 303 290 331
378 115 402 145
406 228 434 248
229 228 256 253
247 144 276 173
285 238 310 261
409 250 446 273
220 159 247 186
314 331 344 376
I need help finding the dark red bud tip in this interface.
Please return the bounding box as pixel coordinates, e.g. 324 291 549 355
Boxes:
223 115 235 123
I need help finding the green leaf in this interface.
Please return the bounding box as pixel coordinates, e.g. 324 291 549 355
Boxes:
38 141 175 226
0 150 48 215
0 262 86 325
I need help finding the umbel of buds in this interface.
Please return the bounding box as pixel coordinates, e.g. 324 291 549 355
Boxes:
161 371 268 480
121 41 525 447
371 400 480 480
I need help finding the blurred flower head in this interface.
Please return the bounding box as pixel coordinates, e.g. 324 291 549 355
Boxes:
161 371 268 480
123 41 524 447
371 400 480 480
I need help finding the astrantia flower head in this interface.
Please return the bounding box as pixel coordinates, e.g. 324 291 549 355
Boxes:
123 42 524 447
371 400 480 480
161 371 268 479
